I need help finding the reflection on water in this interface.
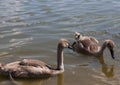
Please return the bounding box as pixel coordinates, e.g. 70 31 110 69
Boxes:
0 0 120 84
10 79 43 85
57 74 64 85
96 56 114 78
0 73 64 85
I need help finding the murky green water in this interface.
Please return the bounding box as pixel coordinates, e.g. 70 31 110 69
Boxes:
0 0 120 85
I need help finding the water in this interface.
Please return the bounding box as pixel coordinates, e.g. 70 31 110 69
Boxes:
0 0 120 85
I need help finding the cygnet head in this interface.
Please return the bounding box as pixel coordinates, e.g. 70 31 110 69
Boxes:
104 40 115 59
58 39 72 49
74 32 82 40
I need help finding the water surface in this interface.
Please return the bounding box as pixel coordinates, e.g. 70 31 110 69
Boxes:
0 0 120 85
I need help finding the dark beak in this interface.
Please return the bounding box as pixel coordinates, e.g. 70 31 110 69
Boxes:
68 44 73 49
110 49 115 59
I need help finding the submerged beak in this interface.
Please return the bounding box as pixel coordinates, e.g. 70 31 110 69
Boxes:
110 49 115 59
68 44 73 49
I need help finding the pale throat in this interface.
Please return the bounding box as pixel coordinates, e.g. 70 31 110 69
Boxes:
57 45 64 70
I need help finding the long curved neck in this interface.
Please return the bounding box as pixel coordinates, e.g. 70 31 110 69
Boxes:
57 44 64 71
99 43 107 54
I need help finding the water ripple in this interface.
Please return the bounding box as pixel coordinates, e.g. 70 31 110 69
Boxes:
9 37 33 48
0 0 120 85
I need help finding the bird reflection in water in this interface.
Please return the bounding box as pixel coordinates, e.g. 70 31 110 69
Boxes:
0 73 64 85
96 56 114 78
57 73 64 85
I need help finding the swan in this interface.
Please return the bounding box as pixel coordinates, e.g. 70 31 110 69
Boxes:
71 32 115 59
0 39 71 78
